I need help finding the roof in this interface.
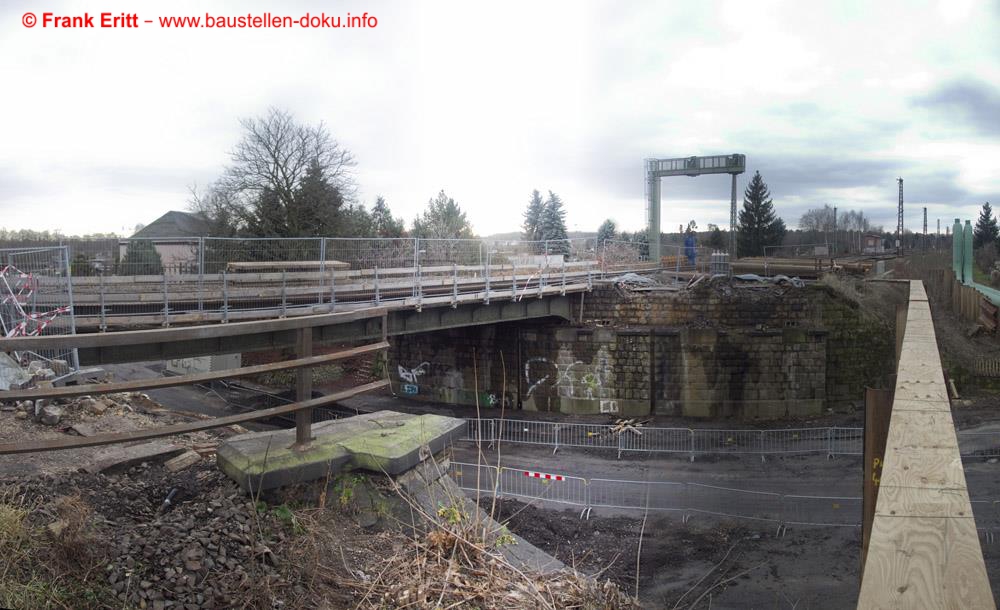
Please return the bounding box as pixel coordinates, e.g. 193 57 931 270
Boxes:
132 211 210 239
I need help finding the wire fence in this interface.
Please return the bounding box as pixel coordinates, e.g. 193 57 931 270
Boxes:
10 236 661 327
449 461 1000 533
462 418 1000 459
0 246 78 371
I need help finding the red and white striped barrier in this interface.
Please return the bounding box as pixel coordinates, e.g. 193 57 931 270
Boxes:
523 470 564 482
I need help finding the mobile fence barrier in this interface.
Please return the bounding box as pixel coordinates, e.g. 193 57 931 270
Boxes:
448 461 999 535
448 461 861 528
461 418 1000 459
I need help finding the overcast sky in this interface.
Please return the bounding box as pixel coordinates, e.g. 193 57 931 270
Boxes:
1 0 998 237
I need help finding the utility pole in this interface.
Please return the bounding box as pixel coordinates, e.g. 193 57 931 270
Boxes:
896 178 904 256
923 207 928 251
833 206 838 255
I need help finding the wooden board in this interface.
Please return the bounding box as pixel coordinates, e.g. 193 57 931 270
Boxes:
857 280 995 608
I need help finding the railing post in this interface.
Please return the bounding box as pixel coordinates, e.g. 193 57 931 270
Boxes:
329 262 337 311
561 255 567 295
689 428 695 462
280 269 287 318
318 237 326 305
452 263 458 307
760 430 766 463
553 425 560 456
484 247 491 305
539 249 546 298
412 238 419 300
197 236 205 311
99 273 107 332
222 270 229 323
374 265 381 305
513 261 518 300
161 273 170 327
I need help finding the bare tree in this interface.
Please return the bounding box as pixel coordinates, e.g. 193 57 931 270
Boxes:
192 107 358 237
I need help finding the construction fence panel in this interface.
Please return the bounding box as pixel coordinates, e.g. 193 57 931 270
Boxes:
617 426 692 454
325 237 417 306
554 422 620 451
494 419 558 447
783 494 861 526
586 478 658 511
761 428 834 455
958 432 1000 458
500 467 588 508
462 419 870 458
1 246 78 370
684 483 784 523
692 429 763 455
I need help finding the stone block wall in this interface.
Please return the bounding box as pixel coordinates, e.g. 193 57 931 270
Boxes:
389 280 903 419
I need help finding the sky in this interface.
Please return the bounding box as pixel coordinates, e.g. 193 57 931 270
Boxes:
0 0 998 237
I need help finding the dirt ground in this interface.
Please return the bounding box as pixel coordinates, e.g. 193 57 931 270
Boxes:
485 497 861 609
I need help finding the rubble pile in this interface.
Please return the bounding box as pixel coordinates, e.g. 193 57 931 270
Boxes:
5 462 292 609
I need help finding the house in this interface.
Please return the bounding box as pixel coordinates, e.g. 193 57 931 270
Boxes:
120 211 210 274
863 233 884 254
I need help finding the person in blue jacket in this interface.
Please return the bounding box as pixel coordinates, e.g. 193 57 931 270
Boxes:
684 229 697 266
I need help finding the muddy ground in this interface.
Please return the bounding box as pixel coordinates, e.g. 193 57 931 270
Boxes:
485 497 861 609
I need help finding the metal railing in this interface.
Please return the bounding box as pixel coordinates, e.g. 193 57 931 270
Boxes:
450 461 1000 532
449 461 861 527
461 418 1000 459
0 246 78 370
7 236 660 327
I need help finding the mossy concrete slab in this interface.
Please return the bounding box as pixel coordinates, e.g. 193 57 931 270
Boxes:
217 411 466 493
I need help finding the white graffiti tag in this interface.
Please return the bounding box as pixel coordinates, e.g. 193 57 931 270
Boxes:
525 347 613 400
398 362 430 384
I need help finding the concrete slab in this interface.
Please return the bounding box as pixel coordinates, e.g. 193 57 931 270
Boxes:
217 411 466 493
84 441 186 474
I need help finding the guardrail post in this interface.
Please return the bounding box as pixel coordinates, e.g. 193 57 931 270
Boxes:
222 270 229 323
412 238 419 300
161 273 170 327
561 256 567 295
617 431 623 459
280 269 287 318
452 263 458 307
689 429 696 462
512 261 517 300
827 427 833 459
760 430 766 463
539 254 545 298
197 236 205 311
293 327 314 448
318 237 326 305
99 274 107 332
553 425 560 456
330 265 336 310
374 265 381 305
484 248 491 305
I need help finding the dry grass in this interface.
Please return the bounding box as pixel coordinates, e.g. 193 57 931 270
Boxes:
0 492 113 609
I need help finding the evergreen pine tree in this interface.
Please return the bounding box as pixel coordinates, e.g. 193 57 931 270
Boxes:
371 196 405 237
597 219 617 244
120 240 163 275
540 191 569 255
737 171 786 257
522 190 545 242
412 190 474 239
973 201 998 249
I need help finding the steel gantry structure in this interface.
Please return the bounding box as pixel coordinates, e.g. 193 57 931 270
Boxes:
645 154 746 262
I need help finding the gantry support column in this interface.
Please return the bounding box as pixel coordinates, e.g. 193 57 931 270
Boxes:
647 162 661 263
730 173 738 258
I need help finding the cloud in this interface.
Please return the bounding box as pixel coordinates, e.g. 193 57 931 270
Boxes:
913 79 1000 136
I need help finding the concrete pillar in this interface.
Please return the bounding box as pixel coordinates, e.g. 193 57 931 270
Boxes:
647 175 661 263
963 220 974 286
952 218 964 282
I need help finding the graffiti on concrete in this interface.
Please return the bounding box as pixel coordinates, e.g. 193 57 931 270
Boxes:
525 347 613 400
398 362 430 385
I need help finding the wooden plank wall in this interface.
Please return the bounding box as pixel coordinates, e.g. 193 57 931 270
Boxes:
857 280 995 609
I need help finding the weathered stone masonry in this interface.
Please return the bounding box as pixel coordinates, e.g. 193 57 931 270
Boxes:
389 281 904 419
